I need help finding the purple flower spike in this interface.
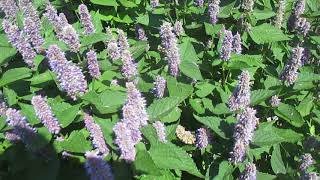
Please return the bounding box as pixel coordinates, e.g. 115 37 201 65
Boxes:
153 75 166 98
0 0 18 20
113 122 136 162
150 0 159 8
160 22 181 77
240 163 257 180
85 151 114 180
274 0 286 29
194 0 204 7
280 47 304 86
220 30 233 61
173 21 184 37
300 154 313 172
232 32 242 54
121 50 138 81
2 20 36 67
135 24 148 41
86 50 101 79
61 25 81 52
153 121 167 143
79 4 95 35
228 70 251 111
117 29 130 52
122 82 149 143
230 107 259 163
84 113 109 155
208 0 220 24
106 27 121 61
19 0 44 51
46 44 87 100
5 108 37 149
196 127 212 149
32 95 61 134
270 95 281 107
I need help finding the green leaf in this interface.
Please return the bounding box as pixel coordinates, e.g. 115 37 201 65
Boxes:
275 103 304 127
253 122 303 147
28 71 54 85
207 161 234 180
179 40 203 80
55 104 81 128
19 103 41 125
271 145 286 174
194 115 229 139
0 34 16 65
90 0 119 6
190 98 205 114
134 150 161 175
3 87 17 106
160 107 181 123
0 68 32 87
250 89 277 105
195 82 215 97
249 23 290 44
149 142 203 178
204 23 223 36
147 97 182 120
81 33 107 47
296 93 314 117
257 172 276 180
60 130 92 153
228 54 264 69
118 0 137 7
167 77 194 99
130 41 148 59
253 10 276 20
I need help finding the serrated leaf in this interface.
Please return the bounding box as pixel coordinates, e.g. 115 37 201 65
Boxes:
251 89 277 105
275 103 304 127
147 97 182 120
253 10 276 20
55 104 81 128
19 103 41 125
195 82 215 97
60 130 92 153
253 122 303 147
228 54 264 69
249 23 290 44
149 142 203 178
90 0 119 6
3 87 17 106
194 115 229 139
257 172 276 180
134 150 161 175
167 77 194 99
0 34 16 65
271 145 286 174
118 0 137 7
28 71 54 85
81 33 107 47
0 68 32 87
296 93 314 117
160 107 181 123
179 40 203 80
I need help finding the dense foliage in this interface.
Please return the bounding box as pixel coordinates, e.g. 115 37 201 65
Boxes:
0 0 319 179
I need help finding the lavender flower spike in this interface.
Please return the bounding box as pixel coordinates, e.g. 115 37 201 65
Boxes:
232 32 242 54
61 25 81 52
19 0 44 51
113 122 136 162
228 70 251 111
117 29 130 52
46 44 88 100
196 127 212 149
106 27 121 61
153 75 166 98
220 30 233 61
174 21 184 37
242 0 254 12
6 108 37 149
208 0 220 25
86 50 101 79
153 121 167 143
160 22 181 77
135 24 148 41
84 113 109 155
85 151 114 180
274 0 286 29
79 4 95 35
299 154 313 172
32 95 61 134
121 50 138 81
280 47 304 86
194 0 204 7
0 0 19 20
122 82 149 143
270 95 281 107
240 163 257 180
150 0 159 8
2 20 36 67
230 107 259 163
